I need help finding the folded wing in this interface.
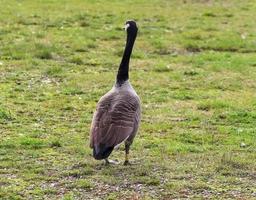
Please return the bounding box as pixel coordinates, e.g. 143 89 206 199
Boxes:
90 90 140 150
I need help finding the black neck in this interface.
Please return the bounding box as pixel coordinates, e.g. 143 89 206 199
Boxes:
116 30 137 86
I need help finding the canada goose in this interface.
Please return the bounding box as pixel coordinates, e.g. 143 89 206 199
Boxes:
90 20 141 165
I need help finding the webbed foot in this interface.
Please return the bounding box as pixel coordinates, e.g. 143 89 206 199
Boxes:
105 159 119 165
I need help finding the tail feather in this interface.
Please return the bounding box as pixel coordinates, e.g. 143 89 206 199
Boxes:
93 145 114 160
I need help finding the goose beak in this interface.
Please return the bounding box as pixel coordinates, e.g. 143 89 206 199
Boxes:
124 23 130 31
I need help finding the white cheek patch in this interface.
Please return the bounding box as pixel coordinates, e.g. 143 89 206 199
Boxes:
124 23 130 31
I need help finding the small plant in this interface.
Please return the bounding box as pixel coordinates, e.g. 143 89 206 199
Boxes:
0 108 12 121
74 179 92 189
49 139 62 148
70 56 83 65
34 43 55 59
44 66 63 77
203 12 217 17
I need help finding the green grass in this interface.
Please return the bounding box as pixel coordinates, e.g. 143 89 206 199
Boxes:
0 0 256 199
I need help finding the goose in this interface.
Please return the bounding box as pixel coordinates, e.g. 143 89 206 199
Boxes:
90 20 141 165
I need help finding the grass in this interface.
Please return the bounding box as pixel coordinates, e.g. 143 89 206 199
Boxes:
0 0 256 199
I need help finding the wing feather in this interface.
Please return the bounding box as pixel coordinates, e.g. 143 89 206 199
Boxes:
90 90 140 149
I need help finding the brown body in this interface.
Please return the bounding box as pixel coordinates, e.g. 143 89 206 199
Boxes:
90 81 141 160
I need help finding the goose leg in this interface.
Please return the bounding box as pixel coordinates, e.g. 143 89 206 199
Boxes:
105 158 110 165
124 142 131 165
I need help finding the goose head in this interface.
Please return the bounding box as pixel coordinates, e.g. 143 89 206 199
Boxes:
124 20 138 36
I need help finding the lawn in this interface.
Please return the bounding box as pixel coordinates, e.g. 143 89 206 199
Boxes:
0 0 256 199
